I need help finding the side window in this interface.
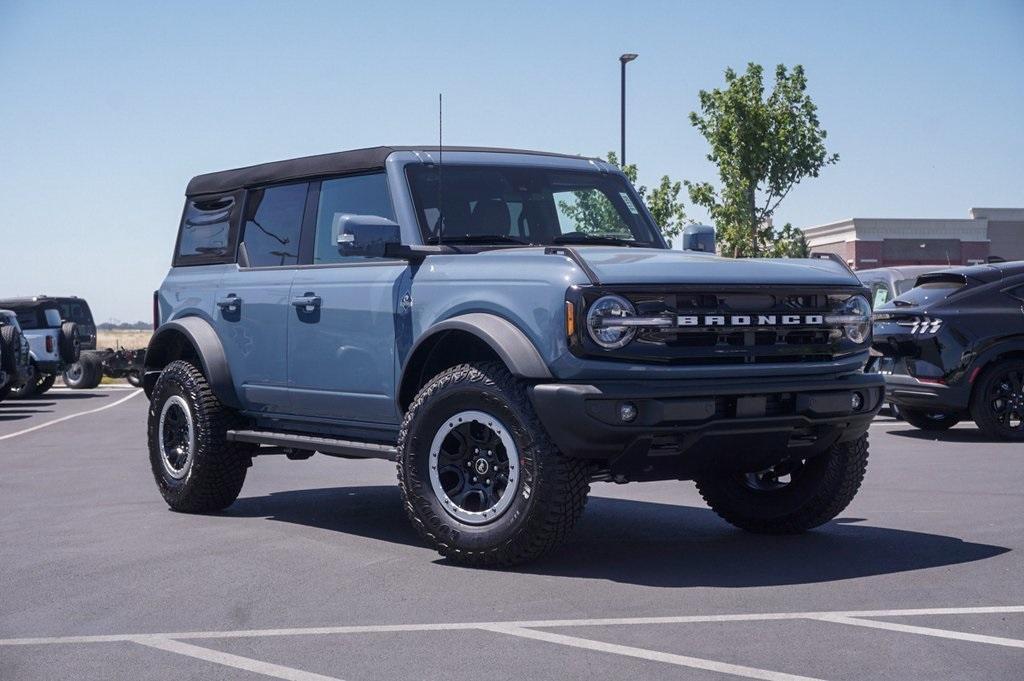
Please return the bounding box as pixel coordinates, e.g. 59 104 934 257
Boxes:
871 283 890 308
314 174 395 263
242 183 309 267
176 196 236 263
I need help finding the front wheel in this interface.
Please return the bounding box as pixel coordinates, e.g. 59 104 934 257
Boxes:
147 360 253 512
126 369 143 387
901 408 960 431
397 362 590 566
695 434 869 534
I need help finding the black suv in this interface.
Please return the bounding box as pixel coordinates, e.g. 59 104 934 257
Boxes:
871 261 1024 439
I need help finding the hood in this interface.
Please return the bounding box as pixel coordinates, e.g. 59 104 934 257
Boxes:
559 247 861 287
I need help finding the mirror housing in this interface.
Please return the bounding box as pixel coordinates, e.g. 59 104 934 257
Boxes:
681 223 716 253
334 214 402 258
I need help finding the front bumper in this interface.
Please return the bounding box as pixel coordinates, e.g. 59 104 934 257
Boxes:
530 373 883 481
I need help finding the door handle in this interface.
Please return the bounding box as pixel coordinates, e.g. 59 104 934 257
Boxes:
291 294 322 311
216 295 242 311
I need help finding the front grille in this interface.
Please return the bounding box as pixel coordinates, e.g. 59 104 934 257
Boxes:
573 285 865 366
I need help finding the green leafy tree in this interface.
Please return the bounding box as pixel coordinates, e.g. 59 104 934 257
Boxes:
559 152 687 242
686 63 837 257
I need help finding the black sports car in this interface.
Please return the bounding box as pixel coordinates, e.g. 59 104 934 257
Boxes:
871 261 1024 440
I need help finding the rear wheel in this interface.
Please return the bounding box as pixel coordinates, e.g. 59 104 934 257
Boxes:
63 354 103 389
901 408 960 431
970 359 1024 441
147 360 253 512
695 434 869 534
12 365 55 399
398 362 590 566
126 369 143 387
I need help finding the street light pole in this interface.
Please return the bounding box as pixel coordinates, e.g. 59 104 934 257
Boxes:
619 53 638 165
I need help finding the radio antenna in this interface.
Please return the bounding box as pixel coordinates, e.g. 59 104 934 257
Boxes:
437 92 444 245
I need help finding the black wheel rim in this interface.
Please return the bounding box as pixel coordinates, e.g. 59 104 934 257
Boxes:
987 368 1024 432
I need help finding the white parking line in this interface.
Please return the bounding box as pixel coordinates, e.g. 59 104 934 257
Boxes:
482 625 824 681
133 637 343 681
2 605 1021 646
812 615 1024 649
0 389 142 441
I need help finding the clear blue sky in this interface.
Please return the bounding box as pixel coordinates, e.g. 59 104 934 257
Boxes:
1 0 1022 322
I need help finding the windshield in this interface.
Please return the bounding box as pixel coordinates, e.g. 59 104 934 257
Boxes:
406 165 662 246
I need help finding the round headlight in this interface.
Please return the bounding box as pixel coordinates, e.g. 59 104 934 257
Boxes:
828 295 872 344
586 295 636 349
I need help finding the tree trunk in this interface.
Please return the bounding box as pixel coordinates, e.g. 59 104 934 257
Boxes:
747 186 758 257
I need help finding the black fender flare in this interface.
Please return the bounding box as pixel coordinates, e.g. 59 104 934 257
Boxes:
144 317 240 409
970 336 1024 382
399 313 552 407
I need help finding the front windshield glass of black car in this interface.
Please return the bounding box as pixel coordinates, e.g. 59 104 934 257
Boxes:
406 165 661 246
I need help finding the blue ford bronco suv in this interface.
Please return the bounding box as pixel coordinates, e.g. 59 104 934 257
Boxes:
146 146 882 565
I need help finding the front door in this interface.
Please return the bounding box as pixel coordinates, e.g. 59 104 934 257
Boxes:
287 173 407 424
215 181 309 414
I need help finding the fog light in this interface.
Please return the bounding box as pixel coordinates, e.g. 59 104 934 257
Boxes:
852 392 864 411
618 402 638 422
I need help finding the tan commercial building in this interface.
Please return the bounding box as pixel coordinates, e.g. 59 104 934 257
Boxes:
802 208 1024 269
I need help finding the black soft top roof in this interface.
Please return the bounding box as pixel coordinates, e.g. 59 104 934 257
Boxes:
186 146 593 196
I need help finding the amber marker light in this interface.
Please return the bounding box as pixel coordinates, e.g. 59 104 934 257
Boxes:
565 301 576 337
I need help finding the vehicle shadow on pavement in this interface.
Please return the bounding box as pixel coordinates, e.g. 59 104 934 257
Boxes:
0 402 58 420
884 428 1013 444
228 485 1009 588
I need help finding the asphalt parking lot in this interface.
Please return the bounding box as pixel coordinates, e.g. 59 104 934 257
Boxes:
1 387 1021 680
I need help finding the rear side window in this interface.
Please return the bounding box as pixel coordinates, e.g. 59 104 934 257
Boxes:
15 309 40 329
242 183 309 267
58 300 93 325
175 195 239 265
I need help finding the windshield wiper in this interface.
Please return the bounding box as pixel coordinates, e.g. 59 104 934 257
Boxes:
426 234 532 245
552 234 650 247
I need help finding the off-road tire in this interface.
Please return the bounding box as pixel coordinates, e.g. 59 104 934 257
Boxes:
901 408 960 431
63 353 103 389
397 362 590 566
696 434 870 534
58 321 80 364
1 324 22 377
147 360 253 512
126 369 143 387
970 359 1024 441
12 366 55 399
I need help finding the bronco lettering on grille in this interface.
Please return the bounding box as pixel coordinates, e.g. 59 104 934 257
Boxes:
676 314 825 327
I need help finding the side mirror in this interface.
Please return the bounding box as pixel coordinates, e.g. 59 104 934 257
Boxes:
681 224 716 253
334 214 401 258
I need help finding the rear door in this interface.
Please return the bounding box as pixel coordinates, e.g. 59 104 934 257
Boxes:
215 181 311 415
287 173 407 424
